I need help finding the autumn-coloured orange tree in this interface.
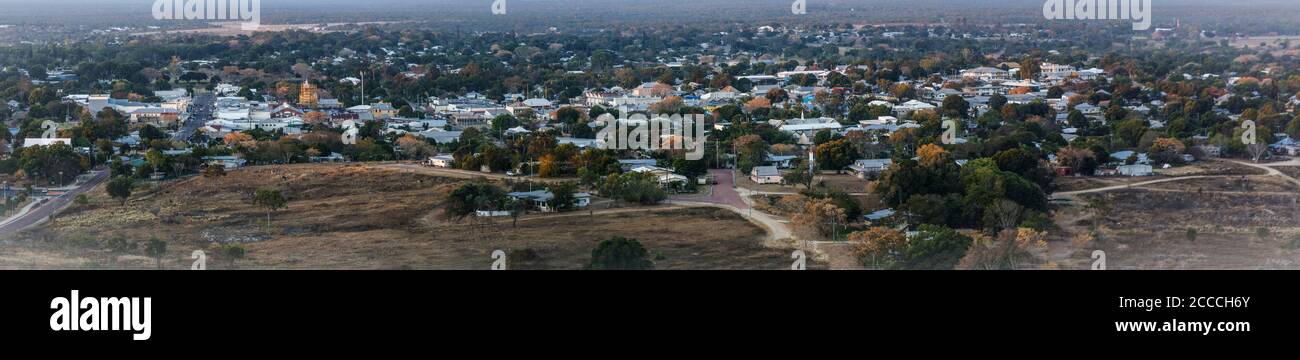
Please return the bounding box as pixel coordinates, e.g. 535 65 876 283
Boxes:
1148 137 1186 164
396 134 437 160
744 96 771 111
791 197 847 240
538 154 561 178
650 96 684 114
956 228 1047 270
916 143 950 168
223 132 256 149
848 226 907 269
303 111 329 125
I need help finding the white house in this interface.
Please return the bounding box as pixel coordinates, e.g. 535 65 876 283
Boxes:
960 67 1011 81
1040 63 1078 80
507 190 592 213
425 155 455 168
894 100 937 118
630 166 688 187
778 117 842 136
848 159 893 179
1117 164 1153 177
751 166 783 184
21 138 72 148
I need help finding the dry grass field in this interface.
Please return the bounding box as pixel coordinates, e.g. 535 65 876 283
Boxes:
1047 184 1300 270
0 163 813 270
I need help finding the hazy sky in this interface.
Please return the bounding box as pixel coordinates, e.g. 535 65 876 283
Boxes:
0 0 1296 27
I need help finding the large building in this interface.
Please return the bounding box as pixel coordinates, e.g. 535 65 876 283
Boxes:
299 80 319 108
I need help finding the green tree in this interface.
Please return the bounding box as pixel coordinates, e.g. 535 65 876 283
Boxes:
107 176 133 205
814 139 859 174
441 181 505 221
252 188 287 228
203 164 226 178
220 244 246 268
902 224 973 270
941 95 970 118
586 237 655 270
548 182 579 212
734 134 768 172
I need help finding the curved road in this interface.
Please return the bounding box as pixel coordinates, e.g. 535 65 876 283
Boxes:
0 170 109 239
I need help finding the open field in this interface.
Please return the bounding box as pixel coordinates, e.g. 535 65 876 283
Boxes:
1047 186 1300 270
1053 160 1265 192
1125 175 1299 194
1272 166 1300 181
0 163 813 270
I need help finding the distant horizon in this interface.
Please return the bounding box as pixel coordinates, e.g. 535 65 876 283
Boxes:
0 0 1298 35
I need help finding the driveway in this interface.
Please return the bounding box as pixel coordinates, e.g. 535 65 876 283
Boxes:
671 169 747 210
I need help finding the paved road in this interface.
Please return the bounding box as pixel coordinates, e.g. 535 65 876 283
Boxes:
670 169 747 210
174 92 215 142
667 169 796 241
0 170 109 239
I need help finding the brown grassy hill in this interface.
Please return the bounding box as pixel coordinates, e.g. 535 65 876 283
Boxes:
4 163 809 270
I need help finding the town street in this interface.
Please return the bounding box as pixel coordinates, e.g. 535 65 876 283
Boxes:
174 91 215 142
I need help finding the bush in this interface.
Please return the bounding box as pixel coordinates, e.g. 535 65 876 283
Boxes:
586 237 654 270
1285 236 1300 250
620 179 666 205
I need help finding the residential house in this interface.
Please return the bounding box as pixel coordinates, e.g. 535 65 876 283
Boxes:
618 159 659 172
128 108 181 127
630 166 689 189
893 100 937 118
960 67 1011 82
751 166 783 184
766 154 798 168
21 138 72 148
203 156 247 169
425 155 455 168
848 159 893 179
1117 164 1153 176
507 190 592 213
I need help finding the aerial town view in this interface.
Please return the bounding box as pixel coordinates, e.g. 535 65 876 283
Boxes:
0 0 1298 272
